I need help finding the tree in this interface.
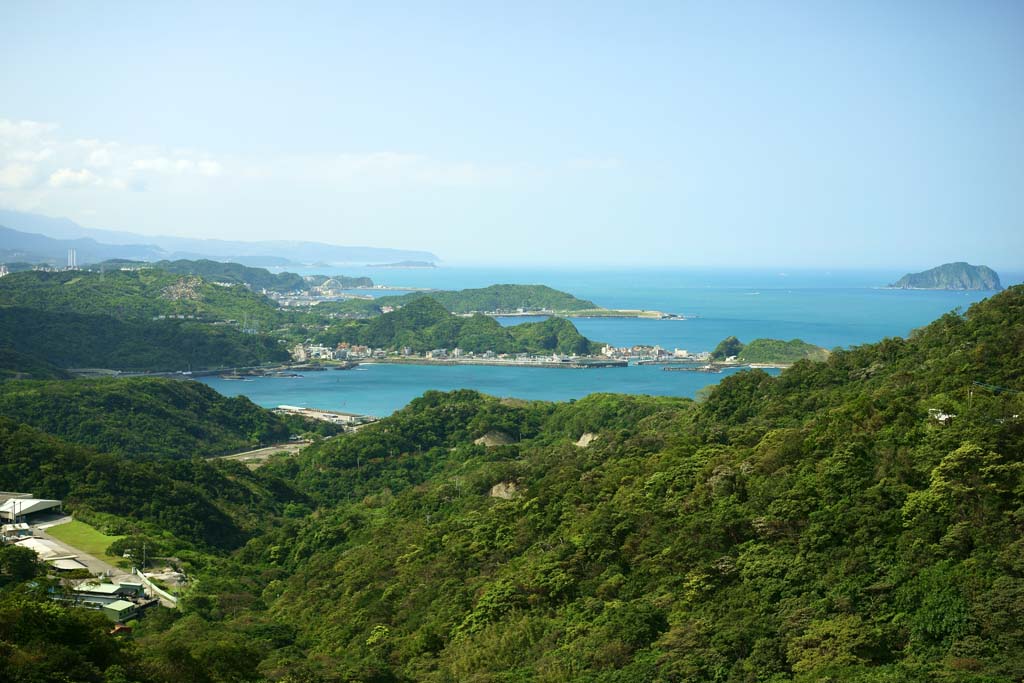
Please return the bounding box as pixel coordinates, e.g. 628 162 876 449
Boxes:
711 335 744 360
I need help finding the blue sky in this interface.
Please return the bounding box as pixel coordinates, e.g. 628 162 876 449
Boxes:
1 1 1022 267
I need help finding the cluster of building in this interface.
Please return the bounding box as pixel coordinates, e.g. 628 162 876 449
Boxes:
267 286 375 308
291 342 392 361
1 493 62 525
1 492 164 623
600 345 711 361
150 313 201 321
274 405 377 427
54 579 158 623
290 341 641 366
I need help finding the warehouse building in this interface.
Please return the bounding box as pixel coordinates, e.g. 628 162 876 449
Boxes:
0 493 62 523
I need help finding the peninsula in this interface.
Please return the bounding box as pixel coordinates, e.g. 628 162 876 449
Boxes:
889 262 1002 291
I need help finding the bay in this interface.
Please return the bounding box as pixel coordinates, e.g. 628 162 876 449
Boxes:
200 363 775 417
201 267 1021 416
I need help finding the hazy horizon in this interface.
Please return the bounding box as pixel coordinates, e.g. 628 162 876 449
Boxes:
2 2 1022 269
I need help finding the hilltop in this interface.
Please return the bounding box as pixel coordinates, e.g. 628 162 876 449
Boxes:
0 268 282 323
711 336 831 363
320 296 602 355
890 262 1002 291
0 268 291 370
379 283 598 314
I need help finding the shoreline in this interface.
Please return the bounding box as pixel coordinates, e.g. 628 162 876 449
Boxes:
360 357 628 369
484 308 685 320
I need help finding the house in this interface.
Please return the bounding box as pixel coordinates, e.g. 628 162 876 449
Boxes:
1 522 31 542
102 600 138 622
76 582 147 600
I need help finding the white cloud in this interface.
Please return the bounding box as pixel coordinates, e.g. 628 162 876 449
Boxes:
0 119 57 141
0 163 38 188
48 168 99 188
197 160 222 176
87 147 114 167
0 118 227 202
131 156 222 176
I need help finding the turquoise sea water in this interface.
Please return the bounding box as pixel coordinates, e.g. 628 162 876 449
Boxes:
200 267 1021 416
201 363 773 418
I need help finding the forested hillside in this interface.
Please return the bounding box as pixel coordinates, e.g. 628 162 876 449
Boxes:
0 307 288 370
0 377 291 459
711 336 830 363
320 297 602 355
0 348 71 380
0 418 304 550
378 284 598 313
0 269 282 323
2 287 1022 682
0 260 295 371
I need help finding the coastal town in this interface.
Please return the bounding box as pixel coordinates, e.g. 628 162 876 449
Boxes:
288 340 714 368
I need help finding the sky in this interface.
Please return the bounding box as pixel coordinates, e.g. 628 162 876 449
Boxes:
1 1 1022 268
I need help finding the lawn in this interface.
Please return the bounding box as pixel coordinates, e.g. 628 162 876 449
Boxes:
46 519 124 559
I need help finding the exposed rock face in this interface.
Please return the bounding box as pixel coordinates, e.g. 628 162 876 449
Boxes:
890 263 1002 291
489 481 519 499
575 433 597 448
474 431 515 447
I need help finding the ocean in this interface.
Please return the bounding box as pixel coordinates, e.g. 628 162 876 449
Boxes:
199 267 1021 416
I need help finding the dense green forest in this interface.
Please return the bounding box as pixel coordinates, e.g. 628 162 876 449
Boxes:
0 269 283 323
0 268 608 373
319 297 602 355
91 259 375 292
0 348 71 380
309 284 601 320
376 284 598 314
737 338 830 363
711 336 830 363
0 377 291 459
0 417 304 550
1 286 1021 681
0 269 295 371
0 307 288 371
152 259 310 292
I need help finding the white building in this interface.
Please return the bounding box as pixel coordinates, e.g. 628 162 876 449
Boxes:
0 496 62 523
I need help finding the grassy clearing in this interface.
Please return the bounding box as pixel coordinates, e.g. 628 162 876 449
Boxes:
46 519 124 559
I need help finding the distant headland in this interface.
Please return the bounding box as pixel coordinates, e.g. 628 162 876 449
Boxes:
888 262 1002 291
368 260 438 269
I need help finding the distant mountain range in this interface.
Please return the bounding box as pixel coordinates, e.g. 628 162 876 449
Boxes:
889 262 1002 291
0 208 439 267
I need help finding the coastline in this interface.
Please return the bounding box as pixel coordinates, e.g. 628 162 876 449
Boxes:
479 308 686 320
360 357 628 369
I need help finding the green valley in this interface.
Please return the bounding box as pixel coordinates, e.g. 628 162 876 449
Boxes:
0 285 1021 681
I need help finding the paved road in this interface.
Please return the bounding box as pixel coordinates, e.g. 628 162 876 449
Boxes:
214 441 307 469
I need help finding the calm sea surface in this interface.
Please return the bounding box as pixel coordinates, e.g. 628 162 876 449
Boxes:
200 267 1021 416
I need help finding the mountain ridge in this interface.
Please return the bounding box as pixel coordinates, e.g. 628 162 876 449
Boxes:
0 208 440 267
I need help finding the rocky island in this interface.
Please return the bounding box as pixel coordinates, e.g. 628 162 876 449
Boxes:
889 262 1002 291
